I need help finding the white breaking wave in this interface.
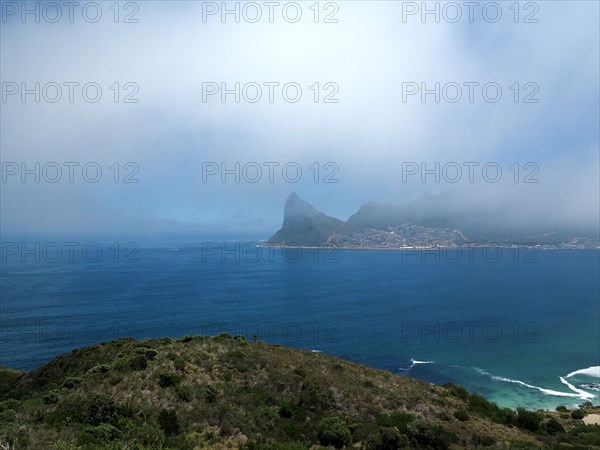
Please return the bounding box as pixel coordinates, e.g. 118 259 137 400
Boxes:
566 366 600 379
411 359 435 365
400 358 435 372
559 377 595 399
474 367 596 400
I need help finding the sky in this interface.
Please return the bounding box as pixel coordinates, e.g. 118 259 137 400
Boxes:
1 0 599 240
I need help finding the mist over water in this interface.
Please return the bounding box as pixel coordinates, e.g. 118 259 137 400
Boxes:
1 2 599 237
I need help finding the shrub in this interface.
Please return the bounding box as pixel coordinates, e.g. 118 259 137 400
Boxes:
556 405 568 412
453 409 469 422
279 421 304 441
173 356 186 372
130 355 148 371
117 402 135 420
504 439 539 449
0 408 16 422
132 347 158 359
318 416 352 448
227 350 245 359
80 394 118 425
443 382 469 401
46 394 118 426
366 427 410 450
407 420 456 450
113 358 130 372
545 417 565 435
437 411 451 421
376 412 415 433
62 377 83 389
468 393 514 424
568 423 600 446
144 348 158 360
78 423 121 444
571 409 586 420
500 407 517 424
158 373 182 388
515 408 542 432
175 384 192 402
123 420 165 447
468 393 493 413
293 367 307 379
157 409 180 436
472 434 496 446
279 401 295 418
0 399 21 412
108 372 124 385
204 384 219 403
253 442 306 450
88 364 110 374
43 391 60 404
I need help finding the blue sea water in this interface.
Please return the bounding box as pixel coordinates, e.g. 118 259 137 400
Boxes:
1 244 599 410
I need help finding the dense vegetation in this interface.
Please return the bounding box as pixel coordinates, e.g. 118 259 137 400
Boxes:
1 334 599 449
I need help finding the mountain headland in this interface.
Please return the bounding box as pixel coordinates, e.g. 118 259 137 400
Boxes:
268 193 599 249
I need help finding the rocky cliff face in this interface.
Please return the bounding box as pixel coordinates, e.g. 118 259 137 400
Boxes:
268 193 347 245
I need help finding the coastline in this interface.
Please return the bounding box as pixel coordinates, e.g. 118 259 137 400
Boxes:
260 243 600 251
4 334 600 449
3 335 599 415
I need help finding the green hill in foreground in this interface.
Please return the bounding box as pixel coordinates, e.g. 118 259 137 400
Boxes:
1 335 599 449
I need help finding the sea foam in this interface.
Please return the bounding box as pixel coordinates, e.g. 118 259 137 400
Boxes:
474 368 596 400
566 366 600 379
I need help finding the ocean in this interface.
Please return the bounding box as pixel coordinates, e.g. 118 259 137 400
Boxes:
1 243 599 410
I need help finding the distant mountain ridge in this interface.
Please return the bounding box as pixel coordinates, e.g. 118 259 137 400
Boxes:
268 192 598 246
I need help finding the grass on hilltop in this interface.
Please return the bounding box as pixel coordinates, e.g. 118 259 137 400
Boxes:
1 334 599 449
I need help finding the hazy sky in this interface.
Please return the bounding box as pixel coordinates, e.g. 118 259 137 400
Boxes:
1 1 598 239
